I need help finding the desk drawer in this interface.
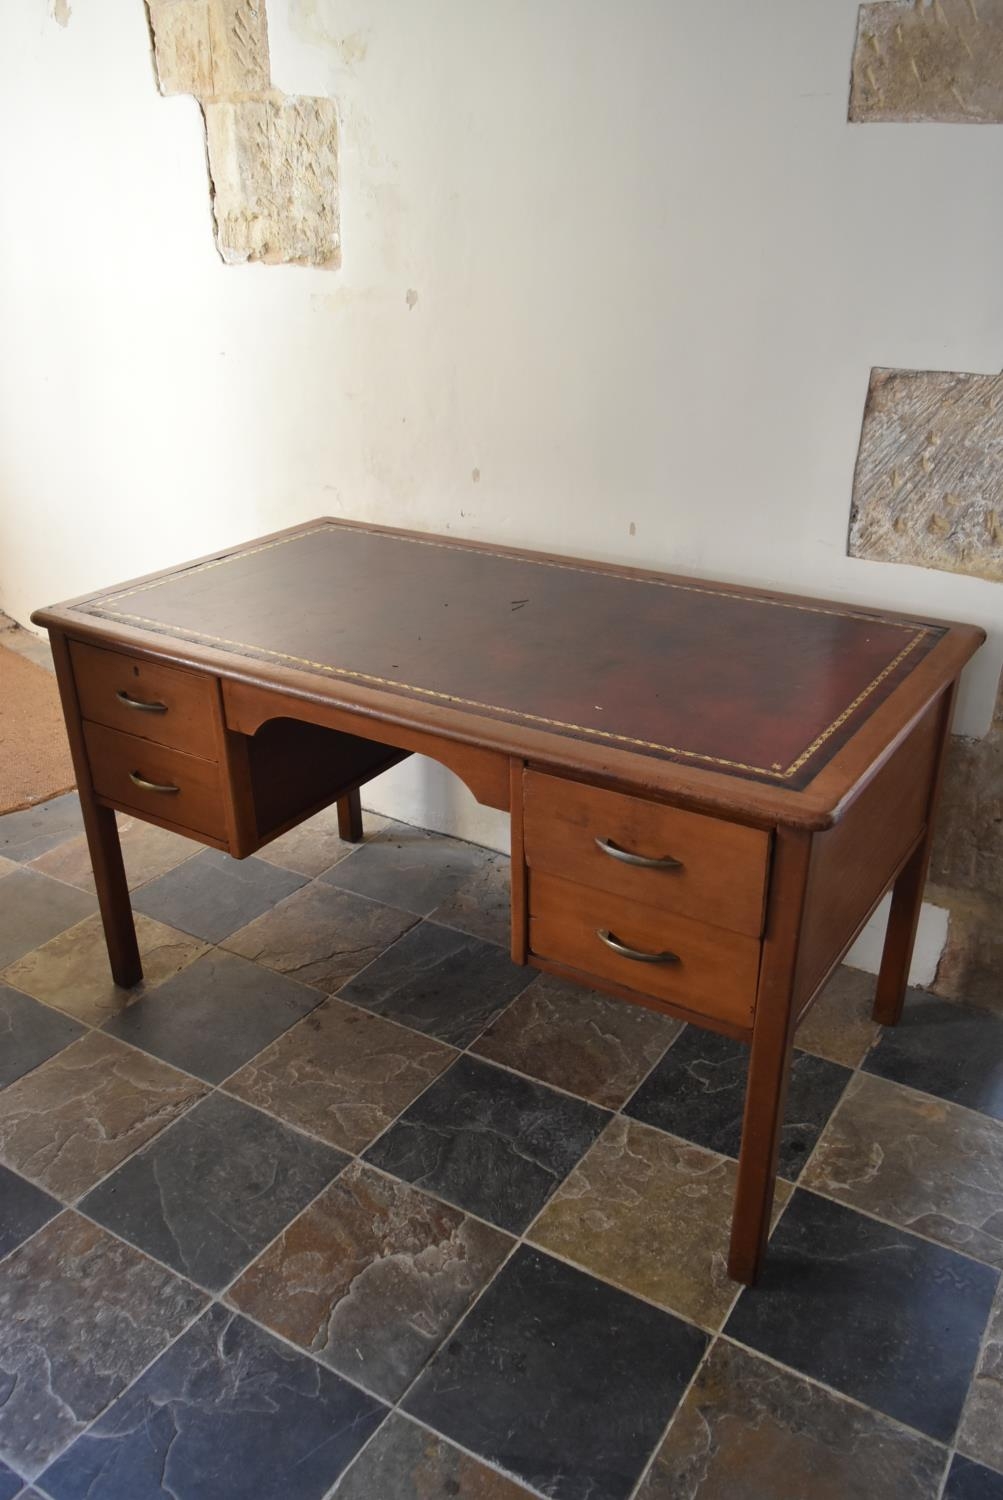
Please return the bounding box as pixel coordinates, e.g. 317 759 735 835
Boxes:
84 722 225 841
524 771 770 937
71 640 218 760
528 871 759 1029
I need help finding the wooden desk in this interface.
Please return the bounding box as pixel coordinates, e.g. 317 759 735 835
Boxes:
32 519 984 1284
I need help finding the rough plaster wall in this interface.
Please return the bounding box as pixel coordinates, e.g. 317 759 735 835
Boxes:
146 0 339 265
848 368 1003 584
2 0 1002 974
850 0 1003 123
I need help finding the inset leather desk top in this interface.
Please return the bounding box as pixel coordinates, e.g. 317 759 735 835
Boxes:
70 520 949 794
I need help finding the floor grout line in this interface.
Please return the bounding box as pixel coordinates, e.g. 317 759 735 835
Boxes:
625 1332 719 1500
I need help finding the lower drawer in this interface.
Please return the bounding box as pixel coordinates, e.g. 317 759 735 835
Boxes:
528 871 760 1028
84 721 226 842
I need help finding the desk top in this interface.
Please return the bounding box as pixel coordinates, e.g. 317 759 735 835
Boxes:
35 519 983 826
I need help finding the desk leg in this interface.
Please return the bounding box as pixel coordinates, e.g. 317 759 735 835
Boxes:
873 683 958 1028
337 787 364 843
729 827 812 1284
49 632 142 987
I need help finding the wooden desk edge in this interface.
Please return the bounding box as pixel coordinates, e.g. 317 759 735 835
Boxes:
32 603 983 833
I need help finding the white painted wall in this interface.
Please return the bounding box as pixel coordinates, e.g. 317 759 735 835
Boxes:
2 0 1001 980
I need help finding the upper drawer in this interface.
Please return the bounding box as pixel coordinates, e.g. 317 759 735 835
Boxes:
524 770 770 937
70 640 218 760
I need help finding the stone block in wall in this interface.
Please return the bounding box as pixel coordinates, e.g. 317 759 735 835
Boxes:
147 0 270 100
204 95 340 266
850 0 1003 123
848 368 1003 584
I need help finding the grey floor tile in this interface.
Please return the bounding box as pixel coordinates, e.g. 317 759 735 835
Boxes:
0 1210 206 1479
429 853 512 947
625 1028 852 1180
81 1091 348 1290
0 795 82 864
132 849 307 943
0 1461 20 1500
0 1163 60 1261
322 822 490 915
863 993 1003 1122
39 1304 386 1500
0 871 95 970
364 1054 609 1233
340 921 531 1047
725 1189 1000 1443
946 1458 1003 1500
104 949 324 1084
0 985 84 1090
404 1245 707 1500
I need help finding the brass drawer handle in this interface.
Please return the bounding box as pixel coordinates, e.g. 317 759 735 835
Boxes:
117 690 168 714
129 771 180 795
597 929 680 964
595 837 682 871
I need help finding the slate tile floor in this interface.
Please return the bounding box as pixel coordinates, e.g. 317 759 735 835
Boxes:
0 794 1001 1499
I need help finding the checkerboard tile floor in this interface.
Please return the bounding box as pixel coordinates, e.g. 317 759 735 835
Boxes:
0 792 1001 1500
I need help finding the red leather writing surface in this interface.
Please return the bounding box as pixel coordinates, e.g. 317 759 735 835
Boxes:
84 523 942 789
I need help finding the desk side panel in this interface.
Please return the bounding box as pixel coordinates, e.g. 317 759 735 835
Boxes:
793 696 942 1011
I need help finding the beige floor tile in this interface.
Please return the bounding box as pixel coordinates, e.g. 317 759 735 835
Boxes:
796 966 882 1069
224 995 456 1152
0 1031 206 1200
529 1115 790 1330
0 856 16 880
2 912 209 1026
223 880 417 991
803 1071 1003 1269
473 971 680 1108
229 1160 510 1400
256 805 391 879
30 816 199 893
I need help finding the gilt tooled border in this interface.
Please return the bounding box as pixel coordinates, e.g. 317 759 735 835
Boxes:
87 522 933 783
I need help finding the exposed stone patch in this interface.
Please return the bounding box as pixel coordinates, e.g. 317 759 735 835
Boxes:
148 0 270 98
144 0 340 267
848 368 1003 584
850 0 1003 123
205 95 339 266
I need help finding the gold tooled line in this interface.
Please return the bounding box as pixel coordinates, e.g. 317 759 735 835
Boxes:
97 599 930 781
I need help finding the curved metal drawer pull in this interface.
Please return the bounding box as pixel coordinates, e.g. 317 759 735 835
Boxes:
595 837 682 871
129 771 180 795
117 690 168 714
597 929 680 964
